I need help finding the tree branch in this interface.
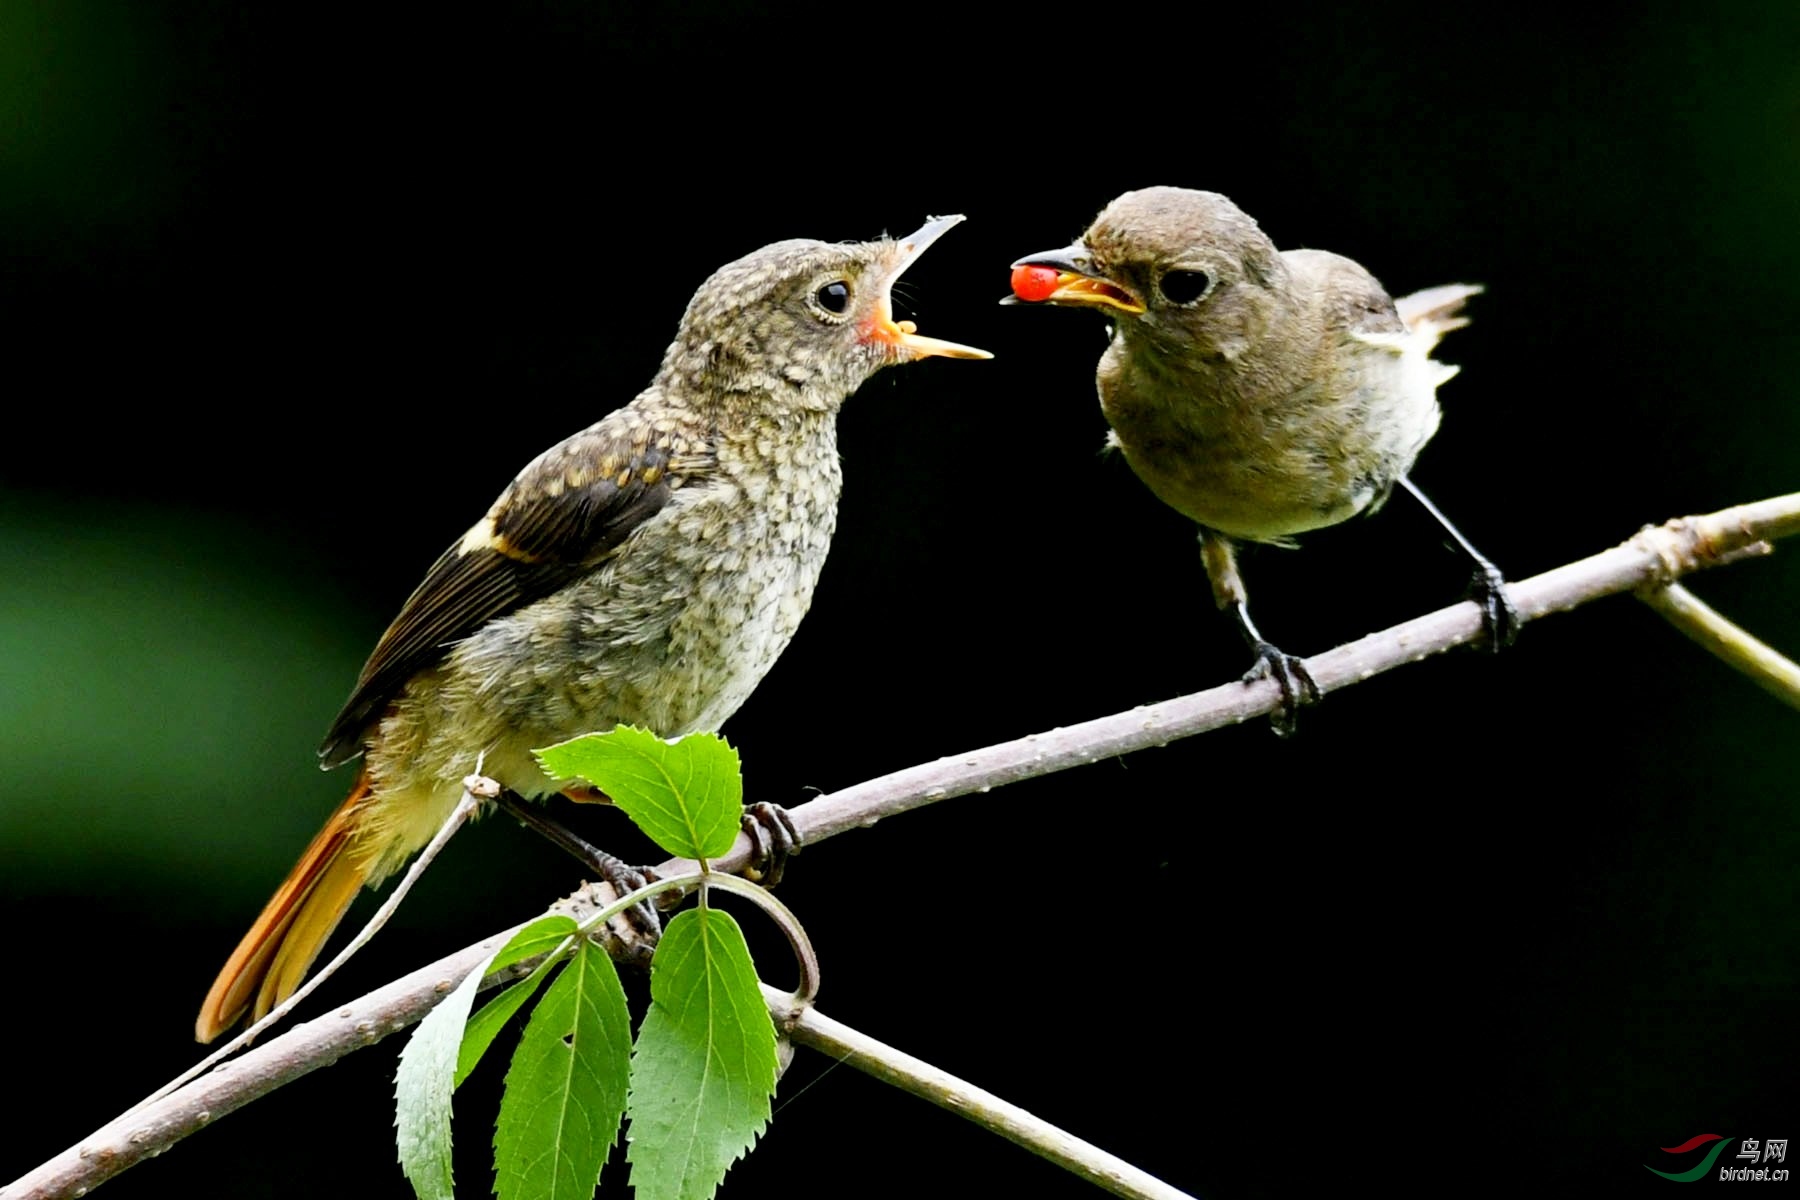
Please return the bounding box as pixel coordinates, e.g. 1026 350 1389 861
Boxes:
1638 580 1800 711
8 491 1795 1200
765 990 1194 1200
687 491 1800 876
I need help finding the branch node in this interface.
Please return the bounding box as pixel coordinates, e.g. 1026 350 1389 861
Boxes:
1629 520 1689 585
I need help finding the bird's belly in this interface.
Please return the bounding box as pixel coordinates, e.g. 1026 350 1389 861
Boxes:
1126 448 1370 540
1105 361 1437 542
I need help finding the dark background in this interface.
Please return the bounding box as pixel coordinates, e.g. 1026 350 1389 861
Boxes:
2 3 1796 1196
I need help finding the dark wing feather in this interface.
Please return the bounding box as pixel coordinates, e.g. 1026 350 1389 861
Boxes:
318 416 714 766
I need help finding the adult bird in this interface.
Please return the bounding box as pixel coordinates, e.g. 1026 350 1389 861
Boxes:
197 216 990 1042
1008 187 1514 733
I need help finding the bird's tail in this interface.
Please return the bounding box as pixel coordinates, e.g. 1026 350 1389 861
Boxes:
1395 283 1484 349
195 773 375 1043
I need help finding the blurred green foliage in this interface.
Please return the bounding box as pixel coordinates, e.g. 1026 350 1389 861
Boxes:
0 1 180 225
0 501 360 885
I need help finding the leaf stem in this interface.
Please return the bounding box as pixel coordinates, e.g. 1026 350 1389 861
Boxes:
568 874 698 941
696 874 821 1009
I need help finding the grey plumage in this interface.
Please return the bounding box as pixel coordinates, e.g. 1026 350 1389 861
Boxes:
1011 186 1507 732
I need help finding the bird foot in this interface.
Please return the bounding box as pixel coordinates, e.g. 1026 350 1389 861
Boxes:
1467 564 1520 652
491 788 663 954
1242 641 1320 737
591 856 664 964
740 802 801 888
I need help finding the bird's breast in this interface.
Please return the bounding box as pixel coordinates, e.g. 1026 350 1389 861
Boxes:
377 435 844 803
656 450 843 732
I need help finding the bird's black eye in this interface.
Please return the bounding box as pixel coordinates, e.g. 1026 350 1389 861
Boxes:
1159 269 1212 305
815 281 851 314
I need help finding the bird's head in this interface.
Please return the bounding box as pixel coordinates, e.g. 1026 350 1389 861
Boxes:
1007 186 1287 362
661 215 990 413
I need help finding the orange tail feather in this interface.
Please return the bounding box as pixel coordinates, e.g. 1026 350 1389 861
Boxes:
195 774 374 1043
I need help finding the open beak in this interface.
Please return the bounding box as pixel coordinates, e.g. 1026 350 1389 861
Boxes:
863 215 993 361
1003 243 1146 315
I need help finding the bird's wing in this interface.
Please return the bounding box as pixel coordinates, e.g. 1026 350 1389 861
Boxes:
318 410 717 766
1286 248 1408 338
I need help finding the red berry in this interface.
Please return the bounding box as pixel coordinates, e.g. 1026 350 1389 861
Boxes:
1010 264 1062 302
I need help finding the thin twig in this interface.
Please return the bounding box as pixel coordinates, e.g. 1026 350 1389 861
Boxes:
128 780 489 1116
767 991 1193 1200
1638 581 1800 711
8 491 1797 1200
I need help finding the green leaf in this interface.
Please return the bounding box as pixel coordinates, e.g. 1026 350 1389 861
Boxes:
457 919 584 1088
493 939 632 1200
396 915 580 1200
536 727 742 861
626 908 777 1200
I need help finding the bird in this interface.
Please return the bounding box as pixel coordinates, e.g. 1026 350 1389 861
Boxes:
1006 186 1515 733
195 215 990 1042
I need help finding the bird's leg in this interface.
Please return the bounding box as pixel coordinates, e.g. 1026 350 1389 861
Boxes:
1200 528 1320 736
491 788 665 951
739 802 802 888
568 783 800 890
1397 477 1520 651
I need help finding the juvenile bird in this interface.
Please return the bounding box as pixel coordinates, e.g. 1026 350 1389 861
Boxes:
1008 187 1514 733
196 216 989 1042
